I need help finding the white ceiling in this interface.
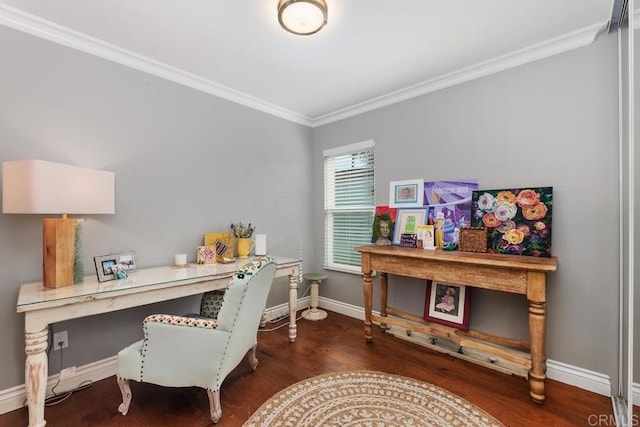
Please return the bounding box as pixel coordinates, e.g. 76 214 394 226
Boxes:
0 1 627 127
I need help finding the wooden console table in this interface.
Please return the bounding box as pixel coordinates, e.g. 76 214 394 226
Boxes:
17 256 301 427
355 245 557 403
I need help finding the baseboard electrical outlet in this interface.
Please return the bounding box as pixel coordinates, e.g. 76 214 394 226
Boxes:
59 366 76 379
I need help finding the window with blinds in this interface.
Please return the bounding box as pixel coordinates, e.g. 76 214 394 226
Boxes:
324 140 375 272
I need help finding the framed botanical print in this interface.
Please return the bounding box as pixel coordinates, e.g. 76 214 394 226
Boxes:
423 281 471 331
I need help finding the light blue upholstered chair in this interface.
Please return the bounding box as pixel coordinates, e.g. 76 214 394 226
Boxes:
116 256 276 424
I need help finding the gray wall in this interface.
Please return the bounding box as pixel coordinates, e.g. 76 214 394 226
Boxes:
0 26 313 390
312 32 621 384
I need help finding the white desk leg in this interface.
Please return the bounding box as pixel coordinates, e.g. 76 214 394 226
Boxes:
25 327 48 427
288 273 298 342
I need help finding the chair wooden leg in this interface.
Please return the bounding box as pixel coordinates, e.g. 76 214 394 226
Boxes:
247 345 258 370
116 377 132 416
207 389 222 424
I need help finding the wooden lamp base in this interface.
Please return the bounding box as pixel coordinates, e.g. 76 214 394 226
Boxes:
43 218 84 288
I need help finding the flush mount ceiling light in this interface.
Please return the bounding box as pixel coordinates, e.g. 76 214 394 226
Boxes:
278 0 327 36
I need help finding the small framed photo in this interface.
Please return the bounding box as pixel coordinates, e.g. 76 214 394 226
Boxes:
94 254 120 282
392 208 428 245
118 252 136 271
196 246 216 264
389 179 424 208
424 281 471 331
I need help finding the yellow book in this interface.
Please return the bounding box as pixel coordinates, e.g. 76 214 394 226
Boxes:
417 224 435 250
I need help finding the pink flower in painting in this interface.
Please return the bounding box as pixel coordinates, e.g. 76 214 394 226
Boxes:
496 191 517 204
516 189 540 207
522 202 548 220
496 220 516 233
482 212 500 228
493 201 518 221
504 229 525 245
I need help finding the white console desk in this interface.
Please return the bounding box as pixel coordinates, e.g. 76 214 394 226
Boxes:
16 256 301 427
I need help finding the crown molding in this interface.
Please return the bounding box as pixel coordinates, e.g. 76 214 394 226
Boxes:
0 4 610 129
0 4 313 127
311 21 608 127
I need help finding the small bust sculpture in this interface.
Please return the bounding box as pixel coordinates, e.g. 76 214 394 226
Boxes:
375 219 392 246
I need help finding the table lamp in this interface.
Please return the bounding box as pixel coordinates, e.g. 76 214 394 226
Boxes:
2 160 115 288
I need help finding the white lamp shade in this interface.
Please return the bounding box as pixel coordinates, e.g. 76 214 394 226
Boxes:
2 160 115 214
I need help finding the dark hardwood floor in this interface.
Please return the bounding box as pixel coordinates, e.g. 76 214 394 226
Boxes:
2 311 617 427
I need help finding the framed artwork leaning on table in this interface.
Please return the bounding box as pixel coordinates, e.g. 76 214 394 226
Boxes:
424 281 470 331
392 208 427 245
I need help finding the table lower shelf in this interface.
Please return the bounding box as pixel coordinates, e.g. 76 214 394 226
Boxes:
375 308 533 379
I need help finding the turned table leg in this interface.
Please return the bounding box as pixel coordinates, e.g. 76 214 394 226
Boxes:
288 272 298 342
528 272 547 404
25 327 49 427
363 271 373 341
379 272 388 330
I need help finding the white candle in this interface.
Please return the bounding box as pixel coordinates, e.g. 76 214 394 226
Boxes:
174 253 187 266
255 234 267 256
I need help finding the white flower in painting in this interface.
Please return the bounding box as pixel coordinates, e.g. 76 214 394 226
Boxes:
477 193 495 212
493 201 518 221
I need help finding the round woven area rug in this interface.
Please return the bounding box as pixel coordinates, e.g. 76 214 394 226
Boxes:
244 370 503 427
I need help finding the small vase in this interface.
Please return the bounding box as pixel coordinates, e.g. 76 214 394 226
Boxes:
236 238 255 259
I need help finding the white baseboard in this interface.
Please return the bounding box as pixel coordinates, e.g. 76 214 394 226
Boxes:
263 296 311 322
0 295 619 415
0 355 118 416
545 359 611 397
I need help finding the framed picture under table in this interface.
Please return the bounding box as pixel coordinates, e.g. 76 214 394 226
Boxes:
392 208 428 245
424 281 471 331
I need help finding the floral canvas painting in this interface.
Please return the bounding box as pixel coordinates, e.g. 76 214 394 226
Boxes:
471 187 552 257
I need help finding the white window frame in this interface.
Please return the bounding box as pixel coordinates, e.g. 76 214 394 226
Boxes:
323 140 375 273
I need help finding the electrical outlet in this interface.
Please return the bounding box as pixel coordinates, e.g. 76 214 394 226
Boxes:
53 331 68 350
